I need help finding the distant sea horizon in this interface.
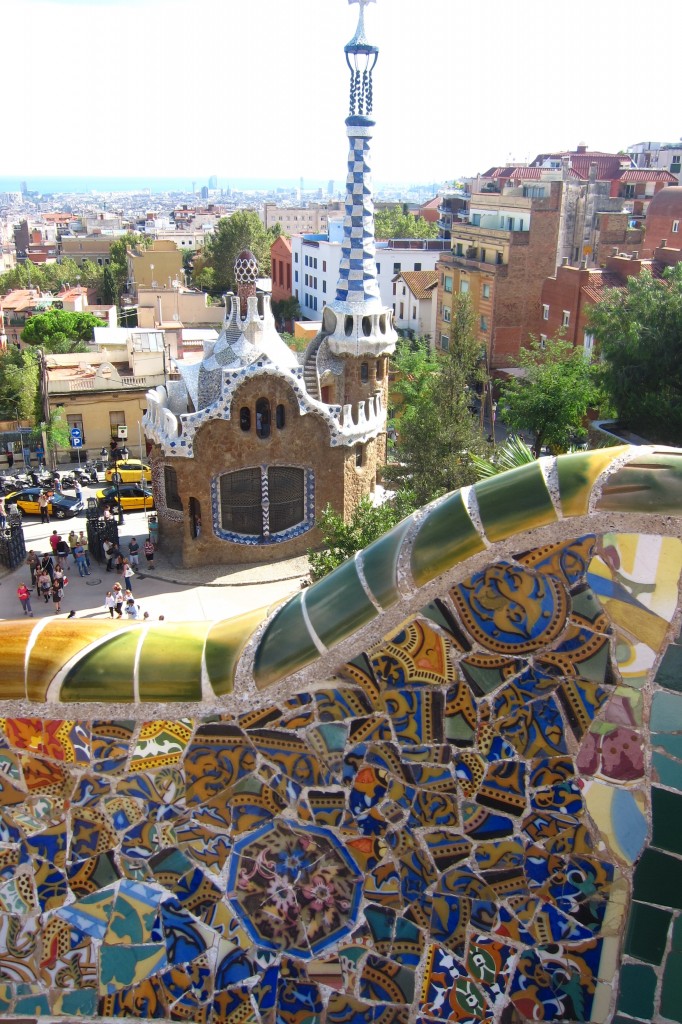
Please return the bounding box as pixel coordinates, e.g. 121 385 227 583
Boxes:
0 174 433 197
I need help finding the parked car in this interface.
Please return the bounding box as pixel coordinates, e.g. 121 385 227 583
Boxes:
4 488 85 520
96 484 155 513
105 459 152 484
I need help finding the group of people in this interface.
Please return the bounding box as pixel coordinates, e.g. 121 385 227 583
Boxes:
18 530 156 619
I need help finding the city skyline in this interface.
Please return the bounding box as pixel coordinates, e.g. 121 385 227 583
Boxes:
5 0 682 186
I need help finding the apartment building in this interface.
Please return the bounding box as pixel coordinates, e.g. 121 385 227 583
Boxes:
262 203 332 235
290 226 447 321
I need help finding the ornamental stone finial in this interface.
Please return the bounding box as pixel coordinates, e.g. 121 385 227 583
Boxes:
347 0 377 51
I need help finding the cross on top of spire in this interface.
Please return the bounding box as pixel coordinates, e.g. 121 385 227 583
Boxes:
346 0 377 53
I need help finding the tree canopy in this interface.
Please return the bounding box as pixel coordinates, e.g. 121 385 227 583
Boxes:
587 264 682 444
497 337 601 456
309 492 417 581
21 309 104 352
384 298 489 504
196 212 276 293
374 205 439 240
0 257 103 299
0 347 40 422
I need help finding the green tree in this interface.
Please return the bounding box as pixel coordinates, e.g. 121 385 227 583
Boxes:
587 264 682 444
374 205 438 240
272 295 301 328
199 212 276 293
309 491 417 581
21 309 104 352
384 298 489 504
0 348 40 422
498 337 600 457
34 407 70 458
101 265 118 306
108 232 151 297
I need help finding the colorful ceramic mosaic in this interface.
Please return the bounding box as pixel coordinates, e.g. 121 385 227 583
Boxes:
0 446 681 1023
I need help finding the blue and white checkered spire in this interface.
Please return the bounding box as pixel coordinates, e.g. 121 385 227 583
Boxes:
335 118 381 310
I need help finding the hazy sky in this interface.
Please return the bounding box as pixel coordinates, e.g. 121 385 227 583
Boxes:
6 0 681 185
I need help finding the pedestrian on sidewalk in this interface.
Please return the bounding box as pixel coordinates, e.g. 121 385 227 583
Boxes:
38 491 50 523
128 537 140 567
112 582 124 618
73 541 89 577
122 559 135 593
125 597 140 619
25 550 39 585
55 536 71 570
104 591 116 617
68 529 78 562
17 583 33 617
51 578 64 614
0 495 6 530
103 539 115 572
78 532 91 570
40 552 55 581
49 530 61 556
37 569 52 603
143 536 155 569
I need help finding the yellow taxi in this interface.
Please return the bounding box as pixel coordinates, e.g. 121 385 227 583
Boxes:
97 485 155 513
105 459 152 484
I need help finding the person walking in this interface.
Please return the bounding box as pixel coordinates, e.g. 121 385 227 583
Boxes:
103 538 115 572
125 597 140 619
143 536 155 569
40 552 55 581
73 540 89 577
122 559 135 594
0 495 6 530
49 530 61 556
55 536 71 570
112 582 124 618
16 583 33 617
68 529 78 562
78 531 91 571
51 578 64 614
128 537 140 568
37 569 52 604
38 491 50 524
25 550 39 585
104 591 116 618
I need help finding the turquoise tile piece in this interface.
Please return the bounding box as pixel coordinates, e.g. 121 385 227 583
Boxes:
655 642 682 692
361 514 413 608
253 594 320 689
617 963 658 1019
633 848 682 910
654 734 682 759
652 788 682 854
662 952 682 1023
653 752 682 792
651 691 682 732
624 901 672 965
674 915 682 951
305 557 377 649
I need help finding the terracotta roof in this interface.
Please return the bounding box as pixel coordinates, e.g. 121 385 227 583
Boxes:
618 169 678 183
396 270 438 300
420 197 442 211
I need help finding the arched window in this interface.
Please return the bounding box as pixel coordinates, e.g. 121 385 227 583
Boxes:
164 466 182 511
240 407 251 431
256 398 271 438
355 444 364 468
376 358 385 381
360 362 369 384
217 466 311 542
276 404 285 429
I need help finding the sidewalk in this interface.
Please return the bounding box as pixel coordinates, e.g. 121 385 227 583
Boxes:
0 486 310 623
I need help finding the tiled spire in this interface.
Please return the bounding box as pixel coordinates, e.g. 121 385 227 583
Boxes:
335 0 381 311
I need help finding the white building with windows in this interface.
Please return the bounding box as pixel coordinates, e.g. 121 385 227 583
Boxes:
290 226 447 322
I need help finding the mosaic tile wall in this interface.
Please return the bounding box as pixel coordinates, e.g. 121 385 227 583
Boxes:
0 446 681 1024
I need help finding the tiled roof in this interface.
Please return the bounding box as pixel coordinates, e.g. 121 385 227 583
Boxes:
618 169 678 183
396 270 438 300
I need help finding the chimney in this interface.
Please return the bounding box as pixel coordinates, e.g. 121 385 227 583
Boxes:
612 247 619 256
661 238 667 248
589 162 598 183
577 142 588 154
580 259 587 270
561 256 569 266
631 251 639 260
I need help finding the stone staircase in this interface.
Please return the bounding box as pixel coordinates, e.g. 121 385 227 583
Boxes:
302 335 324 400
